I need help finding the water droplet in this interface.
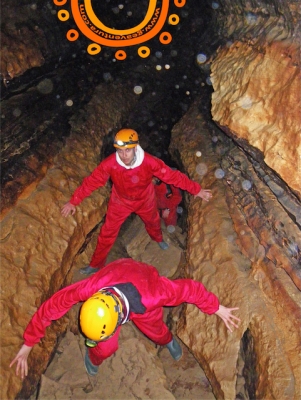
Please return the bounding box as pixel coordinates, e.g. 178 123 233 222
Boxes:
167 225 176 233
156 65 162 71
214 168 225 179
196 163 208 176
212 136 218 143
103 72 113 82
155 51 162 58
196 151 202 157
165 64 170 69
206 76 212 85
133 86 143 94
212 2 219 9
37 78 53 94
242 180 252 190
13 108 22 117
245 12 257 25
131 176 139 183
66 99 73 106
177 207 183 214
196 53 207 64
240 96 253 109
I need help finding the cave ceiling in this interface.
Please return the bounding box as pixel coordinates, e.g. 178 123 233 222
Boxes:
0 0 300 210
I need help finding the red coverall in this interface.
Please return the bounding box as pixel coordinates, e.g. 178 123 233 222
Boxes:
23 259 219 366
154 182 183 227
69 153 201 269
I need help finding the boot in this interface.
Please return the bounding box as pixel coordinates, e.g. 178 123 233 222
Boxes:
158 241 169 250
80 265 97 275
84 349 99 376
166 337 182 361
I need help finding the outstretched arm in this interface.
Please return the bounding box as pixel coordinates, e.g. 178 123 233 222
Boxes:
194 189 213 202
10 344 32 380
215 305 240 332
61 201 76 217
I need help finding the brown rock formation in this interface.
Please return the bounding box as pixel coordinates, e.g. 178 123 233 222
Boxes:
2 89 301 400
169 103 301 399
1 27 46 84
0 84 136 399
211 40 301 198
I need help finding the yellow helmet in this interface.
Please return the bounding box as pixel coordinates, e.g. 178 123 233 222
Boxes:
80 290 123 342
113 129 139 149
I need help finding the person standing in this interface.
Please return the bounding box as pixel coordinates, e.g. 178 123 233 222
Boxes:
61 129 213 275
10 258 240 378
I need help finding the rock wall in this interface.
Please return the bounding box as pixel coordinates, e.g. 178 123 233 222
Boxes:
0 84 137 400
211 40 301 199
169 103 301 399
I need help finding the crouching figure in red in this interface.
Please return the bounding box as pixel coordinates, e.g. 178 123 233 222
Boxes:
153 177 183 228
10 259 240 378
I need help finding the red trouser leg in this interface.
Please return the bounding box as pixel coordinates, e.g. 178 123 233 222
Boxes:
89 326 121 365
90 199 132 268
132 308 173 345
164 208 178 227
137 198 163 243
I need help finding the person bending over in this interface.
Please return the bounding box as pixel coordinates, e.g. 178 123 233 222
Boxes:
10 258 239 378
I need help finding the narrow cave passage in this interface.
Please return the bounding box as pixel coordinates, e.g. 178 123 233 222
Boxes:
1 0 300 399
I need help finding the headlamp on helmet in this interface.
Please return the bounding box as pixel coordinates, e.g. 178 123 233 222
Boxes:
113 129 139 149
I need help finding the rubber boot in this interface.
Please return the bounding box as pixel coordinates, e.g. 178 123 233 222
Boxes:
166 337 182 361
80 265 98 275
158 241 169 250
84 349 99 376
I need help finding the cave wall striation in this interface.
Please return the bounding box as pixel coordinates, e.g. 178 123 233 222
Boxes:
169 103 301 399
211 39 301 199
0 84 137 400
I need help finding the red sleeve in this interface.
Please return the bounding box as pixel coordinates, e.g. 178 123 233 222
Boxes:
147 155 201 195
69 158 112 206
23 278 105 346
155 276 219 314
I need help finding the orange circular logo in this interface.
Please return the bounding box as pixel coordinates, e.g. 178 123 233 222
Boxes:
53 0 183 58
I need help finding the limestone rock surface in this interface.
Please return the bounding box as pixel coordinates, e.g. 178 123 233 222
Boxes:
0 84 136 400
211 40 301 198
170 102 301 399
